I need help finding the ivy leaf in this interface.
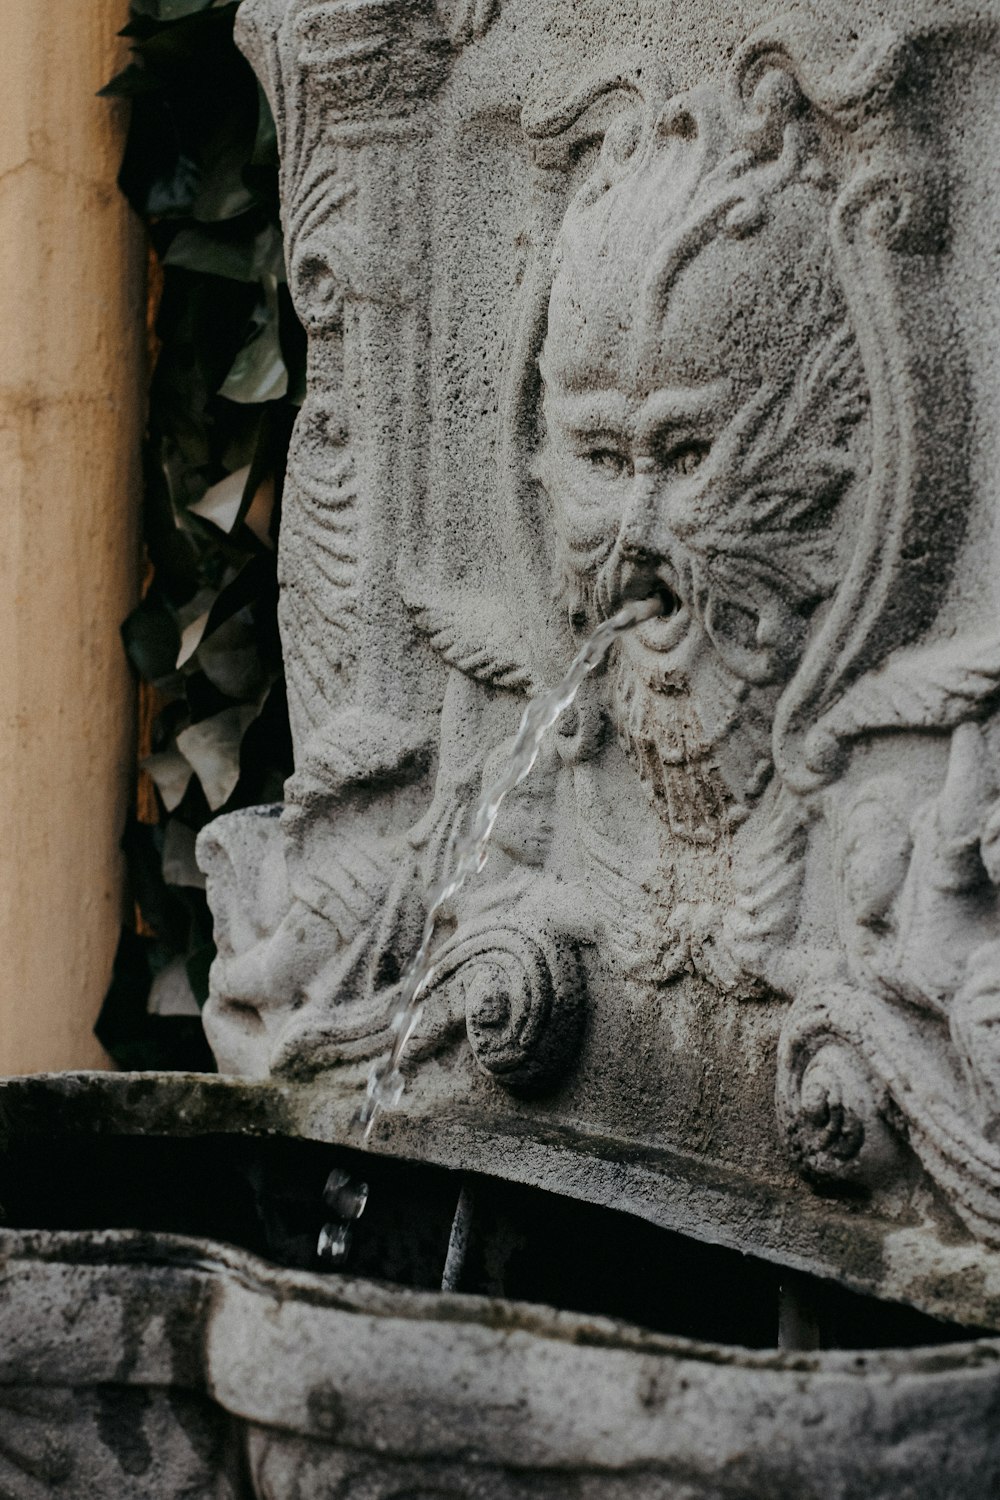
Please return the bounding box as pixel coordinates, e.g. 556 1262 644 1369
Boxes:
176 585 221 669
148 153 203 217
191 411 277 543
161 818 207 889
197 609 268 699
176 557 269 667
127 1 238 29
219 277 289 404
148 956 202 1017
122 600 181 682
164 221 285 283
96 931 154 1062
100 62 163 98
96 930 216 1070
131 0 225 18
143 747 195 812
192 107 258 222
123 821 191 947
176 700 266 809
120 123 201 218
188 464 252 533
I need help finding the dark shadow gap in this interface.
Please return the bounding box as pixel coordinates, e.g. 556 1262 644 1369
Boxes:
0 1131 984 1351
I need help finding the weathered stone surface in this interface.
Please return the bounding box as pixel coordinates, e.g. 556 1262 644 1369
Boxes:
3 1226 1000 1498
189 0 1000 1330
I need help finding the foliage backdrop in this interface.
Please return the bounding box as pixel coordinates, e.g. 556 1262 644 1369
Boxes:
98 0 299 1068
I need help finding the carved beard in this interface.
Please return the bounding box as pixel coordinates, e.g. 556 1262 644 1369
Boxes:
611 637 783 844
560 552 777 843
611 647 731 845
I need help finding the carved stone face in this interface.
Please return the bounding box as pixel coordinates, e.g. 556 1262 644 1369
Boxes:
537 117 868 828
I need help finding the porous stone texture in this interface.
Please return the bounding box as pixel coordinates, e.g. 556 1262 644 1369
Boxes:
191 0 1000 1332
3 1227 1000 1499
187 0 1000 1338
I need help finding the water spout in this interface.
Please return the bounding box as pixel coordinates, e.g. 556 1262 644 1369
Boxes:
357 595 662 1140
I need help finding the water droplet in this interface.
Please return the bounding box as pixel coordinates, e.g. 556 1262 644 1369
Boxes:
317 1221 352 1266
323 1168 369 1221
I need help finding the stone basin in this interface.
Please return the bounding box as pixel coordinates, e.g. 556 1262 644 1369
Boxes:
2 1072 1000 1498
4 1229 1000 1498
5 1224 1000 1494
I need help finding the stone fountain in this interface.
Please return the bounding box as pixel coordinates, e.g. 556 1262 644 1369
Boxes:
4 1 1000 1494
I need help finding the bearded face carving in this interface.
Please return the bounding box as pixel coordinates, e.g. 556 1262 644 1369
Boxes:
536 77 870 839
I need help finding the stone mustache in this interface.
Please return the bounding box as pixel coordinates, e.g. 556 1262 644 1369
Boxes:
198 0 1000 1265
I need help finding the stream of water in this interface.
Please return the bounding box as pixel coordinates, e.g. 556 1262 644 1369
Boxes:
315 596 660 1266
356 594 661 1139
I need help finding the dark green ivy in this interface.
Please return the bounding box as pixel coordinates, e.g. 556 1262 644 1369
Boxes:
98 0 300 1069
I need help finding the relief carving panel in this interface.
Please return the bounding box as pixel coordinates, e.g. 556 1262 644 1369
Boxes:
196 0 1000 1314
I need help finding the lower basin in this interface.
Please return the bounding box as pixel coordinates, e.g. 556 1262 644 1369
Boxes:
1 1075 999 1498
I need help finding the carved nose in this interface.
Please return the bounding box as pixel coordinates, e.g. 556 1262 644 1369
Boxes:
618 479 672 568
619 530 657 565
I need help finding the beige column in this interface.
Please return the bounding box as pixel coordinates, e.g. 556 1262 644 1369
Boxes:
0 2 144 1071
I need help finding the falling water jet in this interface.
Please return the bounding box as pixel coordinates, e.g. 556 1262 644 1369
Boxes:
355 594 664 1143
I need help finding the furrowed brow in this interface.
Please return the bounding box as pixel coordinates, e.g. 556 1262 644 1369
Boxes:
634 381 732 442
545 389 632 436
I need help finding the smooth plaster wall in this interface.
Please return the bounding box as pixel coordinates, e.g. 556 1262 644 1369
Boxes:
0 2 143 1071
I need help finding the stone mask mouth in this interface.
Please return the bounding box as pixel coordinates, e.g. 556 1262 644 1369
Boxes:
614 572 690 657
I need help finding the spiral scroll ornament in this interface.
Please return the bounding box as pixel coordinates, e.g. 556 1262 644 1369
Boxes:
776 983 904 1191
458 921 585 1094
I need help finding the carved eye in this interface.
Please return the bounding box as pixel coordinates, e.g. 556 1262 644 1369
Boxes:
585 447 631 477
662 440 710 477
